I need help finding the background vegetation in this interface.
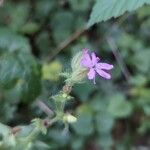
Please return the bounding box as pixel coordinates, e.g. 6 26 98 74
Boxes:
0 0 150 150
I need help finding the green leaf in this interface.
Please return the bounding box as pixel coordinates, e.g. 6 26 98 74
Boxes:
0 120 48 150
107 94 133 118
0 2 30 31
20 22 40 34
129 75 147 87
35 31 51 55
143 105 150 115
51 11 74 43
32 141 50 150
133 49 150 73
138 118 150 134
137 5 150 19
0 28 41 102
35 0 56 19
48 128 70 146
72 114 94 136
15 53 41 102
0 52 41 102
9 3 29 31
0 27 31 54
96 113 114 149
69 0 91 11
95 112 114 134
97 134 114 150
90 94 108 112
73 82 95 102
0 101 17 122
88 0 150 27
71 137 84 150
0 53 22 88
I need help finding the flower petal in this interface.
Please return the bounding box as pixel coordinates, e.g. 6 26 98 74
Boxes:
80 49 93 68
87 68 96 80
96 68 111 79
87 68 96 84
96 63 113 70
91 52 100 66
83 48 89 53
91 52 97 65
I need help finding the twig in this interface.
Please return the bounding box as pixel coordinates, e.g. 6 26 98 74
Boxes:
36 100 54 117
47 25 87 61
47 13 129 62
43 117 58 128
11 126 21 135
106 37 131 81
0 0 3 6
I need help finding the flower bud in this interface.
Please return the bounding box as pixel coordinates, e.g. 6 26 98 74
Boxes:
66 51 88 85
63 113 77 123
71 51 83 71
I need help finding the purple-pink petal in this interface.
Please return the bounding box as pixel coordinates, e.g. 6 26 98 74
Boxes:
81 59 91 68
80 48 113 83
91 52 98 66
87 68 96 80
96 68 111 79
81 49 93 68
82 48 89 53
96 63 113 70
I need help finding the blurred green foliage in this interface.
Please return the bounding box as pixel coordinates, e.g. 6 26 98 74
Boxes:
0 0 150 150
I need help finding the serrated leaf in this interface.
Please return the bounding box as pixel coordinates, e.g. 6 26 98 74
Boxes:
88 0 150 27
32 118 47 135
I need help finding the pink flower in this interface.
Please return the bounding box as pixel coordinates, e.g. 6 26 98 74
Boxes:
80 48 113 84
